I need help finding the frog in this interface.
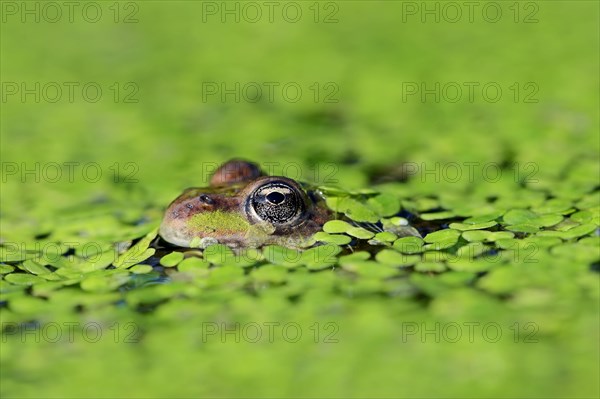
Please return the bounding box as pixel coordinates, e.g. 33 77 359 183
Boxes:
159 159 331 249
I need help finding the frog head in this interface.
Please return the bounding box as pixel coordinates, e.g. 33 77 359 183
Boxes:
159 160 330 249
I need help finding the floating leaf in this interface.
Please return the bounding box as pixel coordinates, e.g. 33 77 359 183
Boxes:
334 197 379 223
251 265 287 284
0 264 15 274
113 229 158 269
130 265 153 274
4 273 46 286
375 250 420 267
530 214 563 228
462 230 491 242
414 262 446 273
338 251 371 265
346 227 375 239
203 244 235 265
463 211 504 224
313 232 352 245
262 246 303 268
343 261 399 279
20 259 52 275
178 256 210 271
423 229 461 248
532 199 573 214
373 232 397 242
323 220 353 233
505 224 540 233
80 272 130 293
420 211 456 220
300 244 341 270
393 237 424 254
449 221 497 231
562 223 597 239
367 193 400 217
503 209 538 225
160 251 185 267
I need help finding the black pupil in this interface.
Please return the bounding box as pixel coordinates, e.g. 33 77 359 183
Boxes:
199 195 214 204
266 192 285 204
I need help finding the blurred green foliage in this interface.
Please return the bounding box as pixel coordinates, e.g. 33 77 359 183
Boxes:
1 1 598 398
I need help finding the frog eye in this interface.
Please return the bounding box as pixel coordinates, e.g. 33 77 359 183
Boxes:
245 179 307 229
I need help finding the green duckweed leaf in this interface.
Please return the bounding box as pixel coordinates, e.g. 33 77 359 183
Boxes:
80 272 130 293
447 257 497 273
375 250 420 267
420 211 456 220
0 264 15 274
463 211 504 224
503 209 538 225
532 199 573 214
251 265 287 284
313 232 352 245
130 265 153 274
461 230 491 242
505 224 540 233
562 223 597 239
203 244 235 265
338 251 371 265
423 229 461 249
262 246 303 268
367 193 400 217
20 259 52 275
178 256 210 271
373 231 397 242
160 251 185 267
339 260 398 278
346 227 375 239
393 237 424 254
456 242 489 258
449 221 497 231
9 296 49 314
323 220 353 234
526 213 563 228
487 231 516 241
113 229 157 269
4 273 46 286
207 265 245 286
334 197 379 223
414 261 446 273
570 209 599 224
300 244 341 270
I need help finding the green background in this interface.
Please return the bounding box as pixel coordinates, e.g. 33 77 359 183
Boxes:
1 1 598 398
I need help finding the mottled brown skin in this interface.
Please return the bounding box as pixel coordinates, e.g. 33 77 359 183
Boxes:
159 160 330 249
209 159 263 187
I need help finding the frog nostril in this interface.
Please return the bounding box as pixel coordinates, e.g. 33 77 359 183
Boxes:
199 194 214 205
266 192 285 204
